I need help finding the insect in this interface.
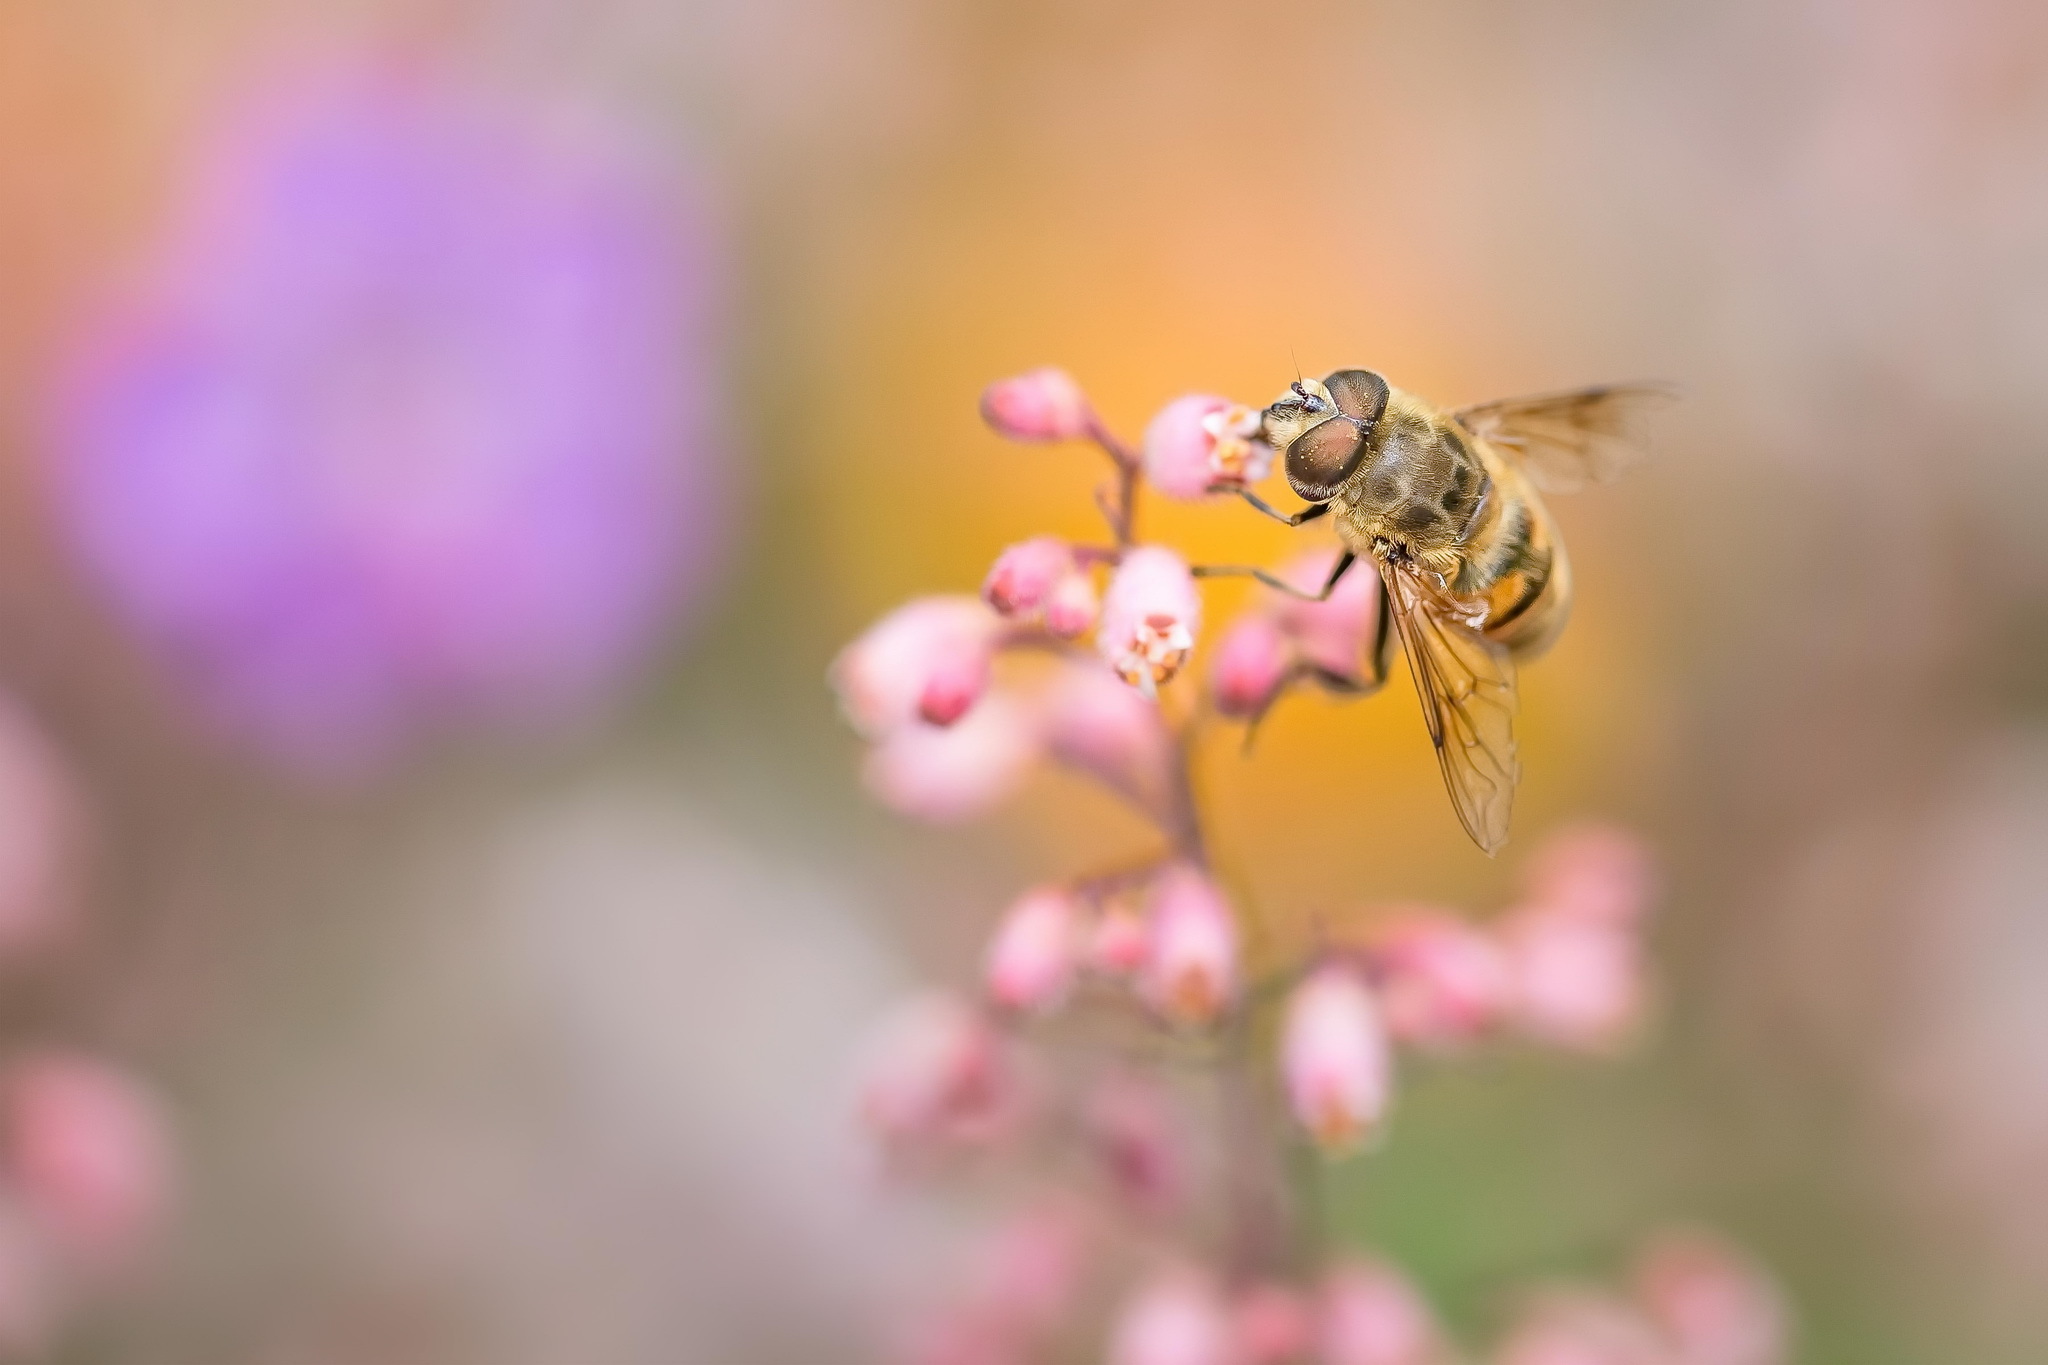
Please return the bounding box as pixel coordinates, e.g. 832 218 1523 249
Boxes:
1199 369 1668 855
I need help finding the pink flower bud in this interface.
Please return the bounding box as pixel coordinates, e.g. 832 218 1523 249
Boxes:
984 886 1079 1015
1500 904 1645 1053
832 596 1002 737
1632 1231 1786 1365
1494 1292 1671 1365
1210 614 1294 719
1281 965 1391 1151
981 367 1092 442
2 1052 171 1273
1040 570 1101 639
1522 824 1657 930
1087 906 1151 976
1109 1271 1234 1365
1233 1283 1313 1364
1365 910 1512 1050
1271 547 1384 678
857 993 1016 1153
1318 1260 1443 1365
1140 866 1239 1027
864 694 1041 823
1084 1074 1182 1212
1099 548 1202 696
983 537 1076 617
1141 395 1273 500
1040 661 1171 807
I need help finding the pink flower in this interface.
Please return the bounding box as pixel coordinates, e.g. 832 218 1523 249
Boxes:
1142 395 1273 500
984 537 1076 616
1271 548 1384 678
1108 1271 1234 1365
984 886 1080 1015
967 1203 1092 1337
1521 824 1657 930
832 596 1003 737
1365 910 1513 1050
1233 1283 1313 1364
1281 966 1392 1151
1140 866 1239 1027
1084 1074 1183 1213
1209 614 1293 720
1499 903 1645 1053
857 993 1017 1154
0 700 84 967
983 537 1098 639
1040 661 1171 807
1493 1292 1672 1365
981 368 1092 443
1318 1260 1443 1365
1099 548 1202 697
1 1052 172 1273
1040 570 1101 639
864 694 1041 823
1087 905 1152 976
1632 1231 1786 1365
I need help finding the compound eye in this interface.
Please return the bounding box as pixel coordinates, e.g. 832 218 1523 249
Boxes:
1323 369 1389 427
1284 417 1366 502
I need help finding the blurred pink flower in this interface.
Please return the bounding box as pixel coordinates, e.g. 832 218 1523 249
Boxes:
1141 395 1272 500
1318 1259 1443 1365
1040 661 1171 807
1084 1073 1183 1213
1520 824 1657 930
1631 1231 1787 1365
1270 548 1383 678
857 993 1018 1156
1 1053 171 1275
1140 866 1239 1027
1209 614 1293 720
980 367 1093 443
0 700 84 967
1086 905 1152 977
1500 904 1646 1053
983 538 1098 640
863 694 1041 823
1281 965 1392 1151
983 538 1074 617
48 59 724 772
983 886 1080 1016
1365 910 1512 1050
1108 1271 1234 1365
966 1203 1090 1337
834 596 1003 736
1232 1282 1313 1364
1099 548 1201 697
1493 1292 1674 1365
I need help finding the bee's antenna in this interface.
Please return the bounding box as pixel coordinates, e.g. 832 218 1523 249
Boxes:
1290 345 1302 384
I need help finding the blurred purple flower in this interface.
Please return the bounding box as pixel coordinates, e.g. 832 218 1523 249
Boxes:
49 59 726 771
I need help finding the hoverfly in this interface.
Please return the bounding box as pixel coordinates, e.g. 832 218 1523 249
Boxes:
1203 369 1667 855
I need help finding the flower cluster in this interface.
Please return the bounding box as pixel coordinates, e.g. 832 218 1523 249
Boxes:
834 367 1780 1365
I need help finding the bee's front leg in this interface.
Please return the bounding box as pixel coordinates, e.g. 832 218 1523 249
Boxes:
1192 550 1356 601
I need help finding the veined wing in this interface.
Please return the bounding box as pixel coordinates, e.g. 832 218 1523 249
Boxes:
1380 560 1520 855
1452 384 1672 495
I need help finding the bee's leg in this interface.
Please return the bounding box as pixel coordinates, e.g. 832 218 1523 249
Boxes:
1192 550 1356 601
1215 487 1330 527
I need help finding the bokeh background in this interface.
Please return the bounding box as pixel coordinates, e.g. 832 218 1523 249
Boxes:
0 0 2044 1361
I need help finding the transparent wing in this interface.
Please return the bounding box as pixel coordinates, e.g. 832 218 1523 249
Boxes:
1452 384 1673 495
1380 560 1520 855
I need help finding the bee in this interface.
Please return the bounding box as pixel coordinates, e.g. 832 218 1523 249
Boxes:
1202 369 1667 855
